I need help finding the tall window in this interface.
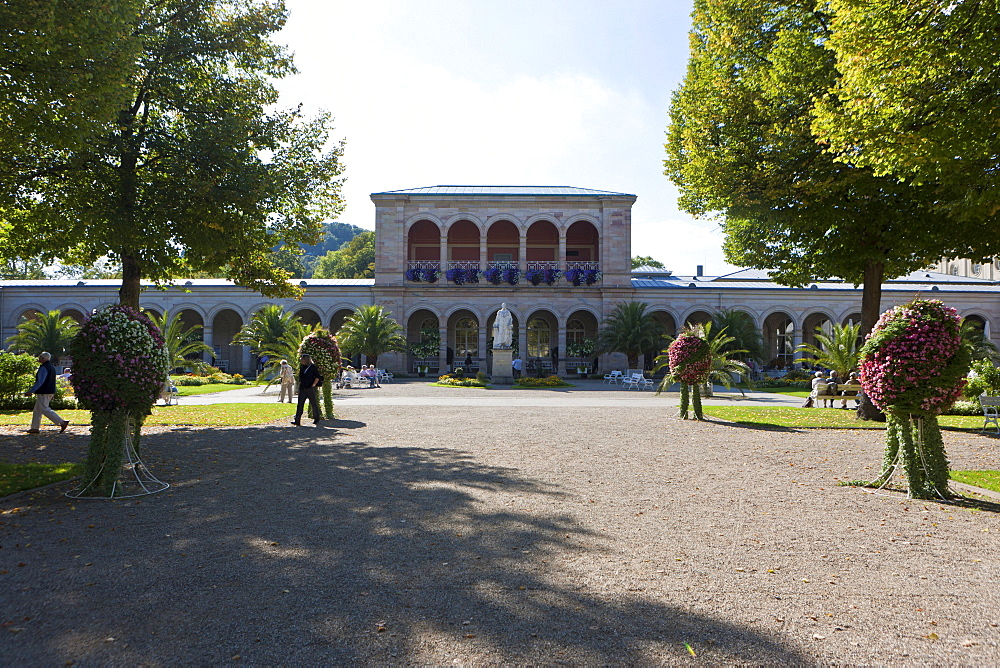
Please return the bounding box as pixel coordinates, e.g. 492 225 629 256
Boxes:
774 318 793 364
455 318 478 358
567 318 586 346
527 318 551 357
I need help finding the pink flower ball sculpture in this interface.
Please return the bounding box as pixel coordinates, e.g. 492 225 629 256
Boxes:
858 299 970 499
666 332 712 420
859 300 967 415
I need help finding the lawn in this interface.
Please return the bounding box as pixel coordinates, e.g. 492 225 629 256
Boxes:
171 382 258 396
951 470 1000 494
0 462 84 497
0 403 295 427
700 405 984 431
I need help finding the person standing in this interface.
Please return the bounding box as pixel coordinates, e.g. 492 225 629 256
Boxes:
25 352 69 434
511 356 523 379
278 359 295 403
292 354 323 426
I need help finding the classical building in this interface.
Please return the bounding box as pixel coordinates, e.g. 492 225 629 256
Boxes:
2 185 998 375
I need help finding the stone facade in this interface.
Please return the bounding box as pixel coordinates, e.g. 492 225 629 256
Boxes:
2 185 998 375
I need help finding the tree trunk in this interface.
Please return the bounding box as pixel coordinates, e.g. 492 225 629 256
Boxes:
119 253 142 310
857 259 886 422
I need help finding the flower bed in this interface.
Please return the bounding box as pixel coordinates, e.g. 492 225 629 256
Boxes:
515 375 570 387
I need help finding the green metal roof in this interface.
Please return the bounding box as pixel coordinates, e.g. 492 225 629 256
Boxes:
371 185 636 197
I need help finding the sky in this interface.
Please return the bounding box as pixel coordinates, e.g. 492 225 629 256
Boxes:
275 0 738 276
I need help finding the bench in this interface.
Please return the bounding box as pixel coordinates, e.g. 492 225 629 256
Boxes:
980 396 1000 435
810 383 837 408
838 381 862 408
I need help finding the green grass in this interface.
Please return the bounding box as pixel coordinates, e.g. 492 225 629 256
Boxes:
0 404 295 427
760 388 811 398
0 462 83 497
700 405 983 431
951 470 1000 494
172 383 255 396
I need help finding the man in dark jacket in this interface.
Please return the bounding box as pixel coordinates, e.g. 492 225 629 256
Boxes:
292 354 323 426
25 352 69 434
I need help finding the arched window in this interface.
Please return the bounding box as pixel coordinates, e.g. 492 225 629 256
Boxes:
455 318 478 358
420 317 437 333
527 318 551 357
566 318 586 346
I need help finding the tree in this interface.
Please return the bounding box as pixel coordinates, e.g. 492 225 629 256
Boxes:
960 319 1000 364
5 310 79 363
1 0 345 310
814 1 1000 223
631 255 666 270
0 0 143 202
147 311 214 372
710 310 764 363
665 0 997 337
336 305 407 367
704 323 753 397
313 231 375 279
232 304 314 379
596 302 666 369
795 322 862 380
0 258 46 280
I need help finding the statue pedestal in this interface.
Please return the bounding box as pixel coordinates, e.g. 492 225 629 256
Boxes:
491 347 514 385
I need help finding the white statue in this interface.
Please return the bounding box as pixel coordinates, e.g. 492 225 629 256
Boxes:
493 303 513 348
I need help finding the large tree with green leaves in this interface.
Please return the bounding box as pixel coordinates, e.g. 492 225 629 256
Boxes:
666 0 998 335
813 0 1000 223
313 230 375 279
336 305 407 368
0 0 142 200
1 0 345 309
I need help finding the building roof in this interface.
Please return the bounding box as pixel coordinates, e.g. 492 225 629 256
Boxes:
0 278 375 288
371 185 636 198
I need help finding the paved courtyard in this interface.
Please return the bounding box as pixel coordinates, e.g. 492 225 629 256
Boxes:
1 381 998 664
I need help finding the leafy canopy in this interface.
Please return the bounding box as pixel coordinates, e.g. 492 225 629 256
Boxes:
5 310 79 363
147 311 214 372
337 305 407 367
795 322 862 380
1 0 346 309
665 0 999 333
313 230 375 279
596 302 667 369
813 0 1000 222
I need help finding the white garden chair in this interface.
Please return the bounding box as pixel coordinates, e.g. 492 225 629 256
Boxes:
603 370 623 384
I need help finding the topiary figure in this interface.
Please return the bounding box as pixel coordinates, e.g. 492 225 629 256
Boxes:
69 305 170 497
657 330 712 420
859 299 970 499
298 328 341 419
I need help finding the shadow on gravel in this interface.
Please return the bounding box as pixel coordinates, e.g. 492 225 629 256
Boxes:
0 425 808 665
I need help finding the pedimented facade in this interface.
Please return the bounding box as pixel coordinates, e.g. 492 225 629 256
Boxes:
2 185 998 375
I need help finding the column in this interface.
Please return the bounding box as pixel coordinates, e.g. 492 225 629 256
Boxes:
438 324 448 373
478 321 488 373
479 234 488 273
518 231 527 274
558 232 567 273
792 327 802 369
557 321 567 376
242 345 252 377
439 233 448 272
202 324 214 365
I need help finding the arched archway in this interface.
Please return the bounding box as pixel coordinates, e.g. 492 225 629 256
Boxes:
526 310 557 374
685 310 713 329
802 312 832 351
644 311 677 372
212 309 244 374
408 219 440 262
486 220 519 267
62 309 86 323
565 220 599 263
447 220 480 262
763 312 794 370
526 220 558 264
295 308 321 328
447 310 479 371
329 308 356 337
407 309 441 373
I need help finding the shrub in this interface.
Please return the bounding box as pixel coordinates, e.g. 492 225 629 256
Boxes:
943 400 981 416
781 369 811 381
964 359 1000 399
516 375 570 387
0 351 38 405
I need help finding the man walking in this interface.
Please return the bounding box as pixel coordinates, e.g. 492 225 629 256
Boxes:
278 359 295 403
25 352 69 434
292 354 323 426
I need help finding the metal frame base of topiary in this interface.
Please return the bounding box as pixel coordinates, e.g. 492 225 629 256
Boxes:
66 413 168 499
867 412 950 501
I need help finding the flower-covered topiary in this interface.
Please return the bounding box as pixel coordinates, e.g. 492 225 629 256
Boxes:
69 305 170 496
859 299 971 499
661 330 712 419
298 328 342 419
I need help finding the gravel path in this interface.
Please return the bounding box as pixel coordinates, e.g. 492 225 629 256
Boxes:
1 385 999 665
